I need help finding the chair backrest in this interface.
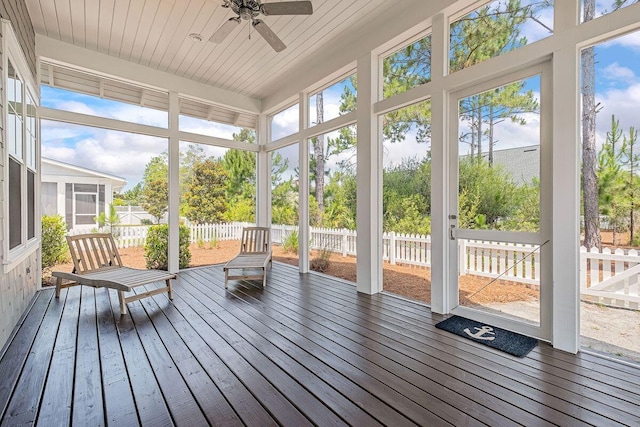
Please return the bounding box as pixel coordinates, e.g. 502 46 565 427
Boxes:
239 227 271 255
66 233 123 275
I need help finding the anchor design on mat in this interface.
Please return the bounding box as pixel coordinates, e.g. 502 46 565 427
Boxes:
464 325 496 341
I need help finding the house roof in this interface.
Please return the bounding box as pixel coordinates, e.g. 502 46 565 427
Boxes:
41 157 127 191
481 145 540 186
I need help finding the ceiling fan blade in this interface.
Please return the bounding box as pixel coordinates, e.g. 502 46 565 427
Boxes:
209 17 241 43
252 19 286 52
261 1 313 16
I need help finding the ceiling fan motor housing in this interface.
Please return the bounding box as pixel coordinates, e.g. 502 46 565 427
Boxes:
230 0 261 20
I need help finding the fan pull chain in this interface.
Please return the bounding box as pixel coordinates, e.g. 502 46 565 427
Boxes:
249 20 252 40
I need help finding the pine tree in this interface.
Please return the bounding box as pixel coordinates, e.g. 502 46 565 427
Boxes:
597 116 625 245
620 126 640 244
581 0 601 249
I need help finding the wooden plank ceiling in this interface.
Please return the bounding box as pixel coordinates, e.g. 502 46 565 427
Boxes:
26 0 394 101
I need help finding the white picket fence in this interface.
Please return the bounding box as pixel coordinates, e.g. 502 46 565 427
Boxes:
77 222 639 309
581 247 640 309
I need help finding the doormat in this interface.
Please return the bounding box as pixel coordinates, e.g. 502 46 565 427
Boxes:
435 316 538 357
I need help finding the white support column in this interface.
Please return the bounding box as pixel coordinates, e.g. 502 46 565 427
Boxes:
298 92 310 273
552 2 581 353
356 51 382 295
168 91 180 273
256 113 270 227
430 13 448 314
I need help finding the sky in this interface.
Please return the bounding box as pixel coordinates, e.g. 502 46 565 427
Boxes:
41 86 244 190
41 1 640 189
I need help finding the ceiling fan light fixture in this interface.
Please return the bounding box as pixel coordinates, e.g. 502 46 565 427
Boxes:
209 0 313 51
188 33 204 42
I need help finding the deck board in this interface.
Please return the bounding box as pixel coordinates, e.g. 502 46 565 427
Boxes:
265 269 639 425
1 263 640 426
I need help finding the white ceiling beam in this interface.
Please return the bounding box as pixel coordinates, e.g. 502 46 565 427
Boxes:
179 130 259 152
232 112 241 126
48 64 54 86
207 106 216 121
37 35 262 114
261 0 455 111
40 107 170 138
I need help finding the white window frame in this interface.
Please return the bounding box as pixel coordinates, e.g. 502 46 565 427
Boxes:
3 19 40 272
73 185 100 228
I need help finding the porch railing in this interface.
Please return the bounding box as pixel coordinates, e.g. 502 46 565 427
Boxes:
81 222 639 309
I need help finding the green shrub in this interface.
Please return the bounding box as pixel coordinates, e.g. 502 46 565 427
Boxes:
282 230 299 253
41 215 69 269
140 218 153 225
145 224 191 270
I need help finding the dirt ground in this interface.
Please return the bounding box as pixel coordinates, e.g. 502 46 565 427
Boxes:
44 238 639 364
45 239 537 307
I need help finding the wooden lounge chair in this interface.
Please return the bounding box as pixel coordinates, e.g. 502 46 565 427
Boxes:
223 227 272 288
52 233 176 315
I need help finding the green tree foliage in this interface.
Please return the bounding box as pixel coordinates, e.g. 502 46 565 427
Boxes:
223 148 256 198
115 182 142 206
271 152 298 226
141 178 168 223
184 159 229 224
140 155 168 223
179 144 207 216
144 224 191 270
619 125 640 243
597 116 627 244
458 158 519 228
382 157 431 232
95 204 121 233
41 215 69 270
323 171 357 229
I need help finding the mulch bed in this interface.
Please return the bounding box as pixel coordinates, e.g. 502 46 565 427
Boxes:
43 239 538 306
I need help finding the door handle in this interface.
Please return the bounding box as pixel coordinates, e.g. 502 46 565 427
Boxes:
450 224 456 240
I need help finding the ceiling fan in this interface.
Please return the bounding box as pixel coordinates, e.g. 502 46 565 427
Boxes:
210 0 313 52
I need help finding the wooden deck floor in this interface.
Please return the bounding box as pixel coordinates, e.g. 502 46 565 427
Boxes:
0 263 639 426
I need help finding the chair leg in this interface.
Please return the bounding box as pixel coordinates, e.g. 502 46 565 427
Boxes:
262 267 267 288
166 279 174 300
55 276 63 298
224 269 228 289
118 290 127 315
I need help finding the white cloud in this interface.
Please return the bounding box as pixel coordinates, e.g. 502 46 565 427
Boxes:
608 31 640 50
520 5 554 43
271 105 299 140
42 122 168 189
602 63 636 83
56 100 98 116
595 82 640 146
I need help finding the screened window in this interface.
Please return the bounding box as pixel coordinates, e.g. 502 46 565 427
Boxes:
69 184 105 227
383 34 431 99
75 194 98 225
9 158 22 249
6 51 38 258
309 74 357 126
271 104 299 141
449 1 554 74
41 182 58 217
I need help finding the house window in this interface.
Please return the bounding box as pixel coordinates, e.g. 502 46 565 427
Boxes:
4 20 40 267
69 184 105 227
41 182 57 216
8 158 22 249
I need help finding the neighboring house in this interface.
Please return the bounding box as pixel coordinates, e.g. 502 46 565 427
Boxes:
462 145 540 186
482 144 540 186
41 158 126 231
